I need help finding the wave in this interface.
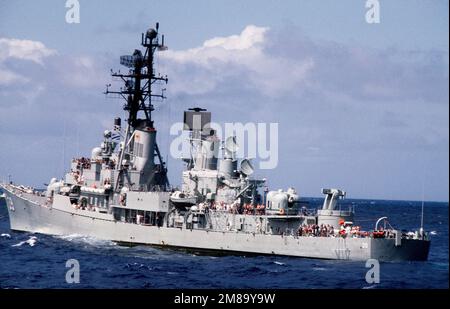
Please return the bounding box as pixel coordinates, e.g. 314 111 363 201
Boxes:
12 236 37 247
312 267 328 271
53 234 116 248
1 233 11 238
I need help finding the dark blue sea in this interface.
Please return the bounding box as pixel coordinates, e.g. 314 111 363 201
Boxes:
0 195 448 289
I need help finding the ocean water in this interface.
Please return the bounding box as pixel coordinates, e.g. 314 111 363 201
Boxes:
0 195 448 289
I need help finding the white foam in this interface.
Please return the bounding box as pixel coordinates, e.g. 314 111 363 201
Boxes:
12 236 37 247
430 231 437 235
54 234 116 247
11 241 24 247
274 261 285 266
54 234 86 241
1 233 11 238
312 267 327 271
27 236 37 246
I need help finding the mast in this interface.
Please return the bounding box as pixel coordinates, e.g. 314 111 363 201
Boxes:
105 23 169 192
420 180 425 238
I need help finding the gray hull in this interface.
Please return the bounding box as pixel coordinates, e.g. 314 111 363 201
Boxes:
3 188 430 262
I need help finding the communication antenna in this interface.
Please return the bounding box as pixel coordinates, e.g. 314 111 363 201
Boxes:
420 178 425 233
61 120 67 178
419 159 426 238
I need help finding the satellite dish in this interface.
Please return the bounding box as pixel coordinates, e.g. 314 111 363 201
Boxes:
225 136 239 154
240 159 254 176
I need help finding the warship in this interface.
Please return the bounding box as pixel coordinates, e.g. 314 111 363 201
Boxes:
0 24 430 261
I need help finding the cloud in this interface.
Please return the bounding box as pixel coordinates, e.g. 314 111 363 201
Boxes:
50 55 111 89
156 24 448 200
0 38 56 64
158 25 448 154
0 68 29 85
161 25 448 106
0 38 108 89
0 25 448 201
0 37 118 155
0 38 56 86
161 25 314 96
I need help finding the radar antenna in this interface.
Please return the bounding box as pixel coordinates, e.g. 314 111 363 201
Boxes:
105 22 168 128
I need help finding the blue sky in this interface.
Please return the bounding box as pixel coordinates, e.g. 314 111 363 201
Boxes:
0 0 448 201
1 0 448 52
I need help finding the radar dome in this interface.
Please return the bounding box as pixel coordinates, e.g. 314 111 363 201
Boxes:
91 147 102 159
146 28 157 40
104 130 111 138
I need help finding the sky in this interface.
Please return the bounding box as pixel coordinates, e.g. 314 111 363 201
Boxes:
0 0 448 202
